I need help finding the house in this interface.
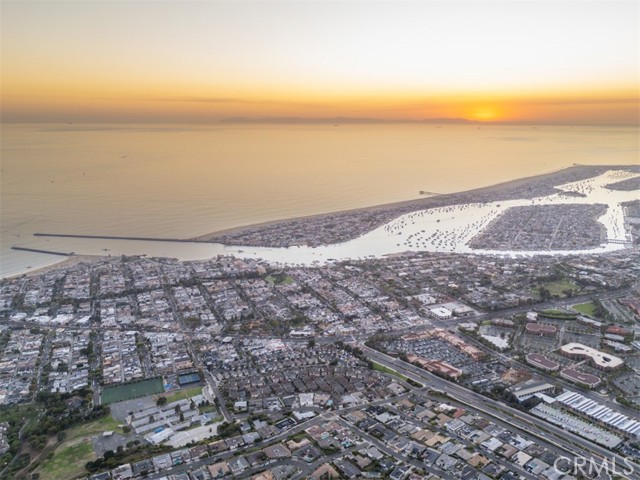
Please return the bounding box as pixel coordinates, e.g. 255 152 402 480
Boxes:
208 461 230 478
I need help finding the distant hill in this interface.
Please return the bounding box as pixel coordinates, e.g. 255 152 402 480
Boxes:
219 116 475 125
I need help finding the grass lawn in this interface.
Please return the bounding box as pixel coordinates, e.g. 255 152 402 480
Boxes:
539 309 577 320
371 361 409 382
0 403 40 424
199 404 218 414
65 414 122 440
572 302 597 316
157 385 203 403
35 415 121 480
37 440 95 480
265 274 294 285
535 279 580 297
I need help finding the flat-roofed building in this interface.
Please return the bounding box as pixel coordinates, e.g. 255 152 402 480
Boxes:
508 379 555 403
429 307 452 320
525 323 557 336
526 353 560 372
559 343 623 370
577 316 603 328
603 340 633 352
605 325 631 337
560 368 601 388
406 354 462 380
556 390 640 439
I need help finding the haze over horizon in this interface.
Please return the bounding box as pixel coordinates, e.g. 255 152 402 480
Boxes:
1 0 639 126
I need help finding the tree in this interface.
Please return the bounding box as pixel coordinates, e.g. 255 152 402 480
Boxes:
307 338 316 349
217 422 241 439
539 287 551 301
179 412 185 422
156 396 167 407
29 435 46 451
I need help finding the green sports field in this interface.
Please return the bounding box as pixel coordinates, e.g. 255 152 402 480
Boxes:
101 377 164 404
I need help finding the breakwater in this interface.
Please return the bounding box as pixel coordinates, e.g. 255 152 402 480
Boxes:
12 246 74 256
34 233 209 243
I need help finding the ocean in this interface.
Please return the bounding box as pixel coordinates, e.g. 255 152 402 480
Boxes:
1 123 638 277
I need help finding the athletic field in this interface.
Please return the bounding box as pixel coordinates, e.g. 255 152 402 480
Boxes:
101 377 164 404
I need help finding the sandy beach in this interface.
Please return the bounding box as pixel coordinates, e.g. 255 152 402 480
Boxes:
5 255 102 280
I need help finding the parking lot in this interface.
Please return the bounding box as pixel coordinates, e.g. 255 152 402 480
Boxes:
413 339 469 365
613 372 640 399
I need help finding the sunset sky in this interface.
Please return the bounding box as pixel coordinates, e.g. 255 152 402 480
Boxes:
2 1 638 125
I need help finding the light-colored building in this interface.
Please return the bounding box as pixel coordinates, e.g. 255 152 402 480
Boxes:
508 380 555 403
559 343 623 370
526 353 559 372
560 368 601 388
429 307 452 319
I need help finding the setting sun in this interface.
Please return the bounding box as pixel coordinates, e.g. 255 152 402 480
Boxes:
1 1 638 125
469 107 502 122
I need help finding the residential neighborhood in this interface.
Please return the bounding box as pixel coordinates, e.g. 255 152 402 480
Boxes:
0 247 638 479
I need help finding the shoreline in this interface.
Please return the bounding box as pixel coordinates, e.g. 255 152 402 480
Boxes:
3 254 103 280
192 164 635 242
3 164 638 280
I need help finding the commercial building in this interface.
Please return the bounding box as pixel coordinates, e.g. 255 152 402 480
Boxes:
559 343 623 370
429 307 452 320
525 323 557 336
508 380 555 403
556 391 640 439
559 368 601 388
406 354 462 380
526 353 559 372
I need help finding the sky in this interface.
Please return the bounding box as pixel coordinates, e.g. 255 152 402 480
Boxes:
1 0 638 125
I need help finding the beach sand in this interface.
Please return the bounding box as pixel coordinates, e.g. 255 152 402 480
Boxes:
7 254 102 279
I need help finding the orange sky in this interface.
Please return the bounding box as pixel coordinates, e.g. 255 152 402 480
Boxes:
1 1 638 125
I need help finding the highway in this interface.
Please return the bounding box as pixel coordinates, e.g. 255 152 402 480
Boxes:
361 345 640 480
